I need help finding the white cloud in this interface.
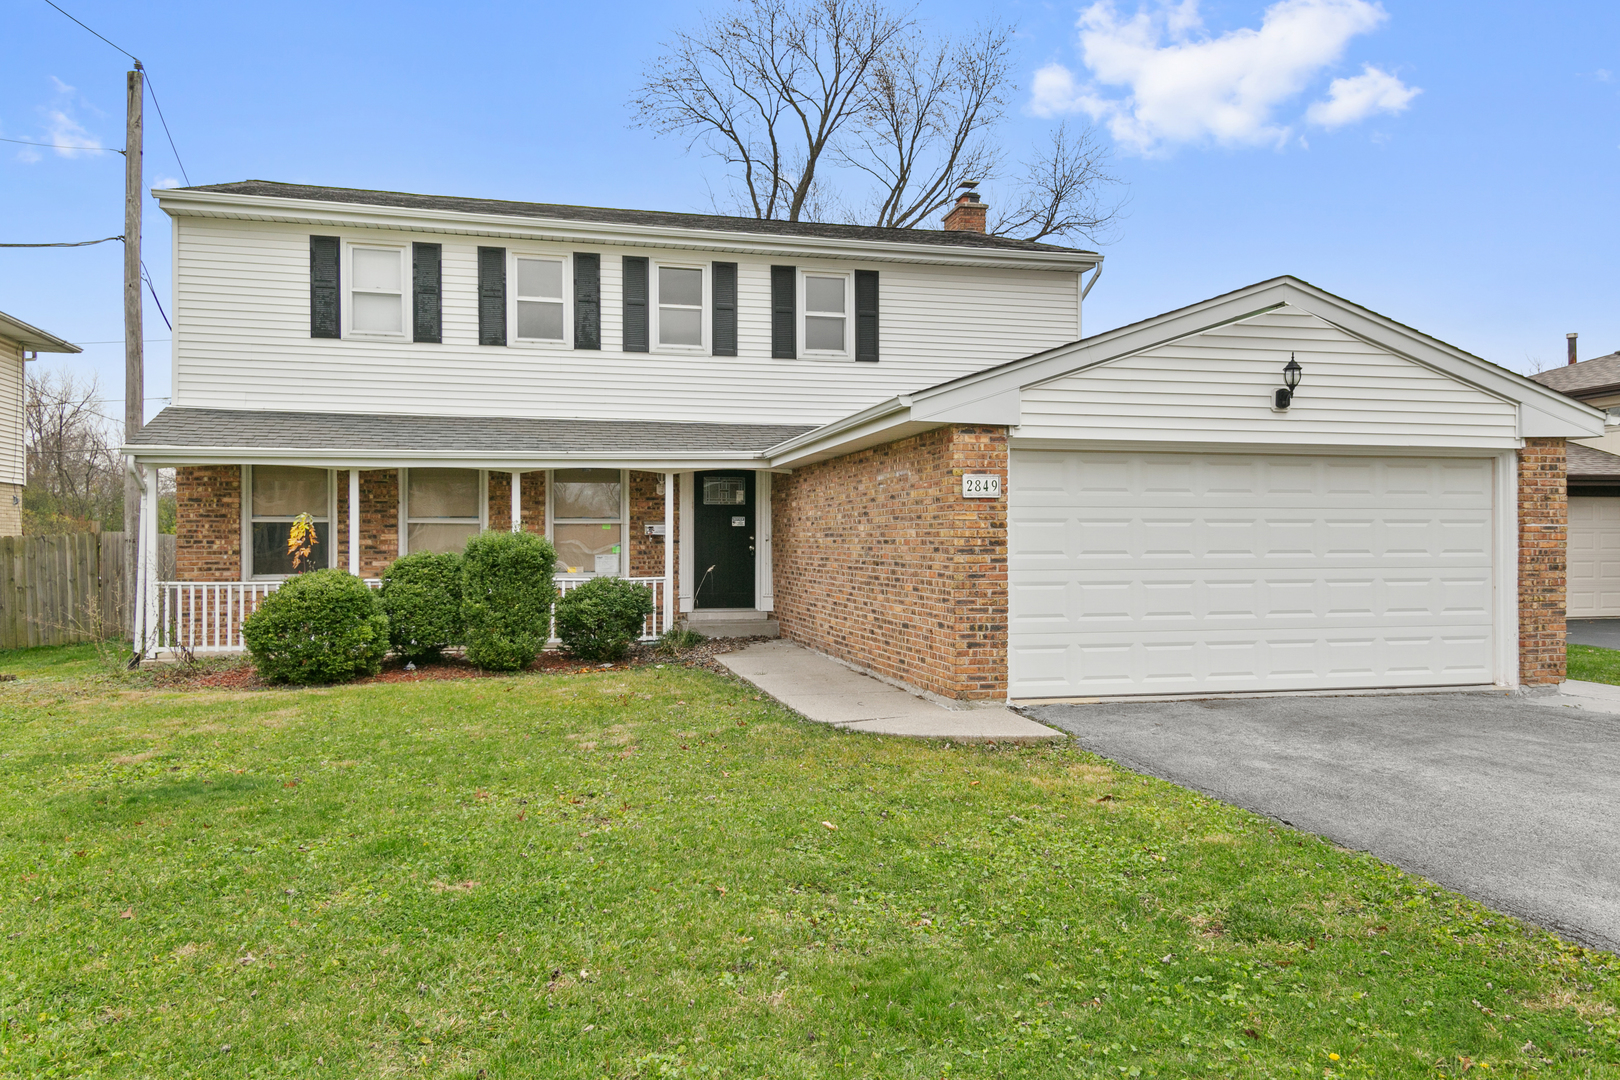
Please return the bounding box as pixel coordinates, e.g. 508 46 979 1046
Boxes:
1032 0 1411 153
154 176 182 189
18 77 105 160
1306 64 1418 127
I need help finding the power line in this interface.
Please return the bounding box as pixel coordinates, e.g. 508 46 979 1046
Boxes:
70 338 171 345
1 136 122 153
0 236 124 248
41 0 190 185
140 261 172 330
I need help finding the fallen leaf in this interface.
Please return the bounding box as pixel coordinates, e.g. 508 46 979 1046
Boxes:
821 821 837 831
118 908 134 919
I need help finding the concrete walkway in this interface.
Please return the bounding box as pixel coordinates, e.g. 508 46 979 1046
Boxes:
1530 677 1620 716
717 640 1064 743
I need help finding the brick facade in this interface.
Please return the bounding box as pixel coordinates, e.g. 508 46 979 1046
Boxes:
771 424 1008 700
1519 438 1567 686
486 471 548 535
175 465 243 581
628 471 678 589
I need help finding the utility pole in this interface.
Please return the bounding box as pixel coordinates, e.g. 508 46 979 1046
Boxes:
123 63 144 596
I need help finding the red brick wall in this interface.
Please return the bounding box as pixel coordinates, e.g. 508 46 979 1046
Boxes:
335 469 400 577
175 465 242 581
1519 438 1567 686
771 425 1008 700
486 471 547 534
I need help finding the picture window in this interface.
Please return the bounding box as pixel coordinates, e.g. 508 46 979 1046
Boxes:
403 468 482 554
248 465 330 578
552 468 625 576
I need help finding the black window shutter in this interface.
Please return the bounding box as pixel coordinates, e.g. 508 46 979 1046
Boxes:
855 269 879 362
712 261 738 357
477 246 506 346
573 253 601 350
412 242 442 343
770 265 796 359
622 256 649 353
310 235 340 338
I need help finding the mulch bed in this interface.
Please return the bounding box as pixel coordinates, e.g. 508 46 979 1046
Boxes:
142 637 763 692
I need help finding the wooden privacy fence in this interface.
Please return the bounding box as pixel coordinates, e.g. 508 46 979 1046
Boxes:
0 532 175 650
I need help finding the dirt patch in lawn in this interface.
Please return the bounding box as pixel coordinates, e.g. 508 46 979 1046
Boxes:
140 636 764 692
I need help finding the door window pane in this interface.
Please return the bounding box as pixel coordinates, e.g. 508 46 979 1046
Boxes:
408 468 479 519
553 469 622 520
253 466 327 518
554 523 622 576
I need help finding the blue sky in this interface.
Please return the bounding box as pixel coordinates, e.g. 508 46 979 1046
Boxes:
2 0 1616 417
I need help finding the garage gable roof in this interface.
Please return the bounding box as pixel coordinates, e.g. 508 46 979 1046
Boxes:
767 276 1604 466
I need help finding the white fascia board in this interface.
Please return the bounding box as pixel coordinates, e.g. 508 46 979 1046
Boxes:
153 188 1101 273
123 446 772 471
764 396 912 465
903 276 1607 439
0 311 80 353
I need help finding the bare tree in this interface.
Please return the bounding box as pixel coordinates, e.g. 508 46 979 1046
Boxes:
24 370 123 532
632 0 1125 244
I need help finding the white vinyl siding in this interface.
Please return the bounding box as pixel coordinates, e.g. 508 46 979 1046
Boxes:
0 339 24 486
1569 496 1620 618
169 218 1083 426
1019 307 1520 450
1007 449 1499 699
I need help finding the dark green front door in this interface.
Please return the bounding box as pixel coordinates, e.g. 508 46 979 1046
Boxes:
693 471 755 609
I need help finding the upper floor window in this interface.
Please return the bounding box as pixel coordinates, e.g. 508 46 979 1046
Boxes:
248 465 331 578
513 254 566 343
348 244 407 336
403 468 483 554
655 264 705 350
802 272 850 357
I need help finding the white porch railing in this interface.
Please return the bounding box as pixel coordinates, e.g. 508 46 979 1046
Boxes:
152 576 668 657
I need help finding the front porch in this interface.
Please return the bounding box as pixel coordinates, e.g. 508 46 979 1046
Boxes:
123 408 806 660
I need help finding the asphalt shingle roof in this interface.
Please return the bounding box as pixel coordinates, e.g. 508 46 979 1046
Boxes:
128 407 813 456
1529 352 1620 397
1568 442 1620 479
180 181 1096 257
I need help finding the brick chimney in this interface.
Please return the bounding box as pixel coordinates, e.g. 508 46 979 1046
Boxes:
942 181 986 233
1568 332 1578 365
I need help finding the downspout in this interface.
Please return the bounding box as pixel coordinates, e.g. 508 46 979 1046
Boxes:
1080 261 1104 301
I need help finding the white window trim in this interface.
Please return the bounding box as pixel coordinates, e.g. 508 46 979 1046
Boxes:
341 241 409 340
397 467 489 557
242 464 336 581
546 469 630 577
650 260 709 355
799 269 854 360
507 250 572 348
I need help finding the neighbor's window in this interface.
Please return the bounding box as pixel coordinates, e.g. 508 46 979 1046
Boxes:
514 255 565 342
349 245 405 334
249 465 330 577
656 265 703 348
803 273 848 354
552 468 623 576
404 468 481 554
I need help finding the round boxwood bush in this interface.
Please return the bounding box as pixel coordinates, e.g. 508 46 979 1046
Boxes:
380 550 464 662
554 576 655 662
241 568 390 684
461 530 557 672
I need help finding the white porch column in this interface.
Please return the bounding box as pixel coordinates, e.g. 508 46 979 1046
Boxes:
348 469 361 576
678 471 695 613
510 471 523 532
663 471 676 631
756 470 773 612
132 462 159 656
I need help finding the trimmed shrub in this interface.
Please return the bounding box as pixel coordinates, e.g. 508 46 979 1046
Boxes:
241 569 390 685
380 550 464 661
461 530 557 672
554 576 656 662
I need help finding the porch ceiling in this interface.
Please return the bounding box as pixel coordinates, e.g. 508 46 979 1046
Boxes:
123 407 815 470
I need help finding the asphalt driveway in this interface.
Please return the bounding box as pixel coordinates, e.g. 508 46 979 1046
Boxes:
1027 692 1620 953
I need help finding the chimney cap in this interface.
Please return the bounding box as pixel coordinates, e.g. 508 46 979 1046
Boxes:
1568 332 1579 339
958 179 979 191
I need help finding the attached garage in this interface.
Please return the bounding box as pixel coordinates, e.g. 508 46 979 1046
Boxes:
1008 449 1501 697
1565 444 1620 618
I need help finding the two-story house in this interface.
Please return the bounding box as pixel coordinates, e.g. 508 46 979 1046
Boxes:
126 179 1602 700
0 311 80 536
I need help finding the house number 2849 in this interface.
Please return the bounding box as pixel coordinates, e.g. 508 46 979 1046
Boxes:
961 474 1002 499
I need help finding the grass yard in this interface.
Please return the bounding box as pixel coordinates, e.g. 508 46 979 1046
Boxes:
0 653 1616 1078
1566 644 1620 687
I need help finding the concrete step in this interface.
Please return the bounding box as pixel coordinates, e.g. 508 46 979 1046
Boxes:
687 608 773 623
682 618 780 639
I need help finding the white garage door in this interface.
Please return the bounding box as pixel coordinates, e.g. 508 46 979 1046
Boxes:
1008 450 1498 698
1568 496 1620 617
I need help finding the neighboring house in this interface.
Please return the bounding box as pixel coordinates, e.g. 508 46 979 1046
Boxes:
1530 351 1620 617
0 311 81 536
125 179 1603 699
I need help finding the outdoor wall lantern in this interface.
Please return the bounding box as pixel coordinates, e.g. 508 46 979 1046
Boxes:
1273 354 1303 411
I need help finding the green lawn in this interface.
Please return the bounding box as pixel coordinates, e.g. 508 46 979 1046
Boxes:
1567 644 1620 686
0 661 1616 1078
0 642 124 682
